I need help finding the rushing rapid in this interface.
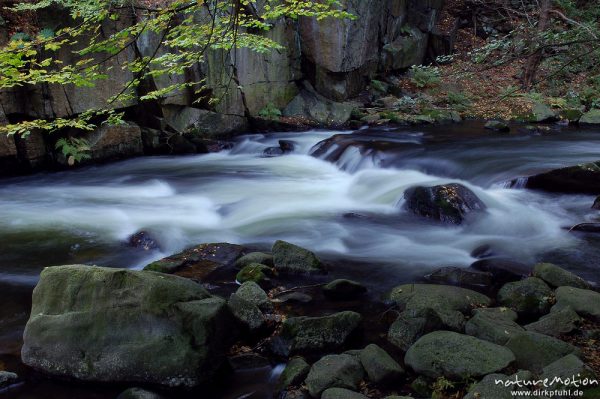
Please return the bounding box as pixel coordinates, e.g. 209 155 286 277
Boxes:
1 123 599 289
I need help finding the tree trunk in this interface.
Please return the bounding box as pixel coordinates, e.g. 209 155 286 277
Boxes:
522 0 552 88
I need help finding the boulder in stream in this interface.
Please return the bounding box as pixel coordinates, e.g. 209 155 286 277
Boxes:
304 354 364 397
532 262 590 289
21 265 233 387
272 240 324 274
403 183 486 224
519 161 600 194
497 277 554 318
552 286 600 321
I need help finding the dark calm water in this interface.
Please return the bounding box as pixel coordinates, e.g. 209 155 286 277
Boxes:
1 121 600 398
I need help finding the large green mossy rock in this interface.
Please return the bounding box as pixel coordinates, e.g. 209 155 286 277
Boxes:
504 331 579 372
580 109 600 125
22 265 233 387
404 331 515 379
497 277 553 317
524 307 581 337
388 284 491 331
465 307 524 345
305 354 364 397
272 311 362 356
533 263 590 289
278 357 310 391
553 286 600 321
359 344 404 384
272 240 324 274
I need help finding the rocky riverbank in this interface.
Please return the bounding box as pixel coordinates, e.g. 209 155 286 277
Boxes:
10 232 600 399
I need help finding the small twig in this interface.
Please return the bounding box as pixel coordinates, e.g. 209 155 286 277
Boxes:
272 283 326 297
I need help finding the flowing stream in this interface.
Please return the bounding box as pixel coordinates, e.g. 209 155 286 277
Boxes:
1 121 600 397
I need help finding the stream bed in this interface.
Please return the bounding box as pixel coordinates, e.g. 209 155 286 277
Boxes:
1 121 600 398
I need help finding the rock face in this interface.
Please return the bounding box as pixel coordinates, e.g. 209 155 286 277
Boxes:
272 311 362 356
272 240 324 274
304 354 364 397
22 265 233 387
522 161 600 194
404 331 515 379
404 183 486 224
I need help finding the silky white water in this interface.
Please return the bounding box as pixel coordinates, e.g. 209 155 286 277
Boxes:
2 126 598 285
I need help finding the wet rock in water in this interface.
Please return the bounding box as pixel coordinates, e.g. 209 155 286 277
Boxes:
524 306 581 337
127 231 160 251
470 257 531 282
236 263 273 284
227 293 266 333
484 120 510 132
470 244 495 259
263 146 284 157
273 292 313 304
0 371 18 389
278 357 310 390
497 277 553 318
323 279 367 300
116 387 164 399
540 354 597 392
425 266 492 288
321 388 368 399
552 286 600 321
272 240 324 274
359 344 404 384
404 331 515 379
235 281 273 312
271 311 362 356
504 331 579 372
523 103 558 123
520 161 600 194
388 283 491 331
304 354 364 397
533 262 590 289
144 242 245 280
593 195 600 210
569 222 600 233
403 183 486 224
279 140 296 152
465 307 524 345
21 265 233 387
387 308 443 351
235 252 274 269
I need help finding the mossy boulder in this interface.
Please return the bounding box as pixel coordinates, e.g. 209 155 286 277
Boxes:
464 373 529 399
272 311 362 356
553 286 600 321
533 263 590 289
404 183 486 224
323 279 367 300
21 265 233 387
359 344 404 384
425 266 492 288
580 109 600 125
235 281 273 312
560 108 583 123
521 103 557 123
278 357 310 390
387 308 443 351
304 354 364 397
465 307 524 345
504 331 579 372
497 277 553 317
404 331 515 379
272 240 324 274
388 283 491 331
236 263 272 284
234 252 274 269
227 293 266 333
521 161 600 194
525 307 581 337
540 354 597 392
